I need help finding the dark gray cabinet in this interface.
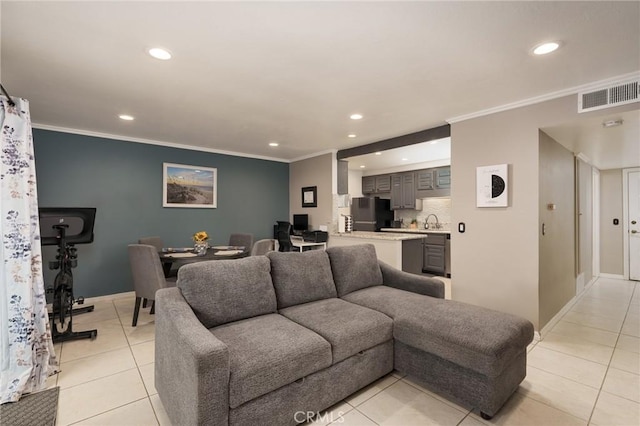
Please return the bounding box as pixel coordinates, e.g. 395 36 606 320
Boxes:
391 172 416 209
402 238 424 275
362 174 391 194
416 166 451 198
422 234 447 275
435 167 451 189
416 170 434 190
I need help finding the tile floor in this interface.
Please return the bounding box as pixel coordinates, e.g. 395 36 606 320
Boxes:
47 277 638 425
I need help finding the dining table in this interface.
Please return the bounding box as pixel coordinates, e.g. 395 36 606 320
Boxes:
158 245 249 277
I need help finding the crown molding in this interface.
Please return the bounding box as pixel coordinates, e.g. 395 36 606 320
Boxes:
31 123 291 163
289 148 337 163
446 71 640 124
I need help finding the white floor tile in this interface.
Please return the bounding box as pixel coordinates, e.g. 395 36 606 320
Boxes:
590 391 640 426
59 318 128 363
571 300 628 321
131 340 155 367
57 368 148 425
616 334 640 354
356 380 467 426
402 375 471 413
458 414 486 426
469 393 586 426
122 321 156 346
549 320 619 347
57 347 136 389
527 346 608 389
149 394 172 426
621 313 640 338
561 311 623 333
537 332 614 365
610 347 640 375
329 409 377 426
602 367 640 403
72 299 119 325
71 397 158 425
138 362 156 396
518 366 599 420
344 374 399 407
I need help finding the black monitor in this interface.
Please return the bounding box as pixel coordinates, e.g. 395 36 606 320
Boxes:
38 207 97 246
293 214 309 233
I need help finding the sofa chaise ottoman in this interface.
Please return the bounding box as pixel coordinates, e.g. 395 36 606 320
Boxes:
155 244 533 425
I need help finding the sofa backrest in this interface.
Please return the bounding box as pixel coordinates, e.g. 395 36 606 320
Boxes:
177 256 277 328
326 244 383 297
267 250 337 309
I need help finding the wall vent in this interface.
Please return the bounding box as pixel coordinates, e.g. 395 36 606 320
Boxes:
578 79 639 113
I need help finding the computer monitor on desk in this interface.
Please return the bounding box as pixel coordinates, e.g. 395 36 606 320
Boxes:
292 214 308 236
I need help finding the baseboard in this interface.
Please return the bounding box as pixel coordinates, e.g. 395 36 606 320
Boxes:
84 291 135 302
598 273 625 280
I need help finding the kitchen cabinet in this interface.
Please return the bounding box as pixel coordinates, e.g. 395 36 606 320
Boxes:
422 233 447 275
402 238 424 275
391 172 417 209
362 174 391 194
416 166 451 198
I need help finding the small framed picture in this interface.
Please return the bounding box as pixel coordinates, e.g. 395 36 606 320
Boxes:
163 163 217 208
476 164 508 207
302 186 317 208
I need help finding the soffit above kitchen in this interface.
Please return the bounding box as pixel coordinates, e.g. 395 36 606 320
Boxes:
1 1 639 162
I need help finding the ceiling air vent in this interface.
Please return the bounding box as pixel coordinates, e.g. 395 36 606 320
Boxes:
578 79 639 113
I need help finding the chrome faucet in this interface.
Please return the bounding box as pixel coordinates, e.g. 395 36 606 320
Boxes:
424 214 441 230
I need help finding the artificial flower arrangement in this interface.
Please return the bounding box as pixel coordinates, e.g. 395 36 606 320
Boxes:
193 231 209 243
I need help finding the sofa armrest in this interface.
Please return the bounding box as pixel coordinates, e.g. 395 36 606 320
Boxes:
379 261 445 299
155 287 230 426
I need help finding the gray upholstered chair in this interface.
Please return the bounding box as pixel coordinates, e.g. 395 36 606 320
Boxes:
128 244 176 326
138 236 163 251
228 233 254 251
250 239 277 256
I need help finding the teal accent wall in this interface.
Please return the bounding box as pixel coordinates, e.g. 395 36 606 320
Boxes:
33 129 289 297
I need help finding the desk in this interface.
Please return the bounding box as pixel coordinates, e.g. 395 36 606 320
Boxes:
290 237 327 252
159 247 248 276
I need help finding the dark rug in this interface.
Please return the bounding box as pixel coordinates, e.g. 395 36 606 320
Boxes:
0 387 59 426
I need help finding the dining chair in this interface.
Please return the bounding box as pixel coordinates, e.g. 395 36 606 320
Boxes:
228 233 254 251
250 239 277 256
276 230 297 252
138 235 177 303
128 244 177 327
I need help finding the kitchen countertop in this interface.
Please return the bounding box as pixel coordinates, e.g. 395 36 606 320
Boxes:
380 228 451 235
330 231 425 241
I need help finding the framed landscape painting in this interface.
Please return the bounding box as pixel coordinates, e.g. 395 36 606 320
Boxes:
163 163 217 208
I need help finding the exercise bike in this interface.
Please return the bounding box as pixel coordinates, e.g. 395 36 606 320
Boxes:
41 208 99 343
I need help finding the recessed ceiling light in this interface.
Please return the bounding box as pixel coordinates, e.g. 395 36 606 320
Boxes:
348 134 357 138
118 114 134 121
375 152 382 156
429 141 439 145
360 165 366 168
602 119 623 128
350 114 363 120
148 47 172 60
532 41 560 55
268 142 279 147
401 158 408 161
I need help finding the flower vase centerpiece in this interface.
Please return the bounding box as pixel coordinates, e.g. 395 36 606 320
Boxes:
193 231 209 256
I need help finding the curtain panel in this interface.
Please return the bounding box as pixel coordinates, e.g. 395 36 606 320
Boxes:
0 97 56 403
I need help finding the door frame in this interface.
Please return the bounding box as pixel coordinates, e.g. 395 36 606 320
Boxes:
623 167 640 280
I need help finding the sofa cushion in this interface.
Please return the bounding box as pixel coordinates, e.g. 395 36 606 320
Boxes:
177 256 276 328
280 298 393 363
267 250 337 309
326 244 383 297
343 286 534 377
210 314 332 408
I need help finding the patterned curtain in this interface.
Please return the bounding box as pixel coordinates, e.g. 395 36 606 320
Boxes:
0 96 57 403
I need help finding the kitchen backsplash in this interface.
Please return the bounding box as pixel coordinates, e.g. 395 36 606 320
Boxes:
395 198 451 230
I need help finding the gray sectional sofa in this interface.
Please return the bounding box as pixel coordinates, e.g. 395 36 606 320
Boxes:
155 244 533 425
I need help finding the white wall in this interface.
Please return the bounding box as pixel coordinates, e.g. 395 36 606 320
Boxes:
290 153 333 230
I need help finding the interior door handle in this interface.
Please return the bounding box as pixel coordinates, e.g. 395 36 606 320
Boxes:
632 230 638 234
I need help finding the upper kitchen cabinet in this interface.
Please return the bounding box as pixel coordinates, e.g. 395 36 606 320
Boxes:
391 172 418 209
416 166 451 198
362 174 391 195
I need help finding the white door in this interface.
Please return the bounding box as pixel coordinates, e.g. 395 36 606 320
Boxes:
629 171 640 281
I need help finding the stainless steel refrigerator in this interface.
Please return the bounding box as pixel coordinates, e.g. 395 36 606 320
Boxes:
351 197 393 231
